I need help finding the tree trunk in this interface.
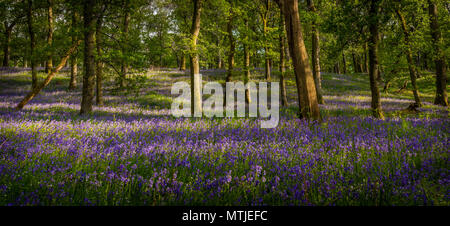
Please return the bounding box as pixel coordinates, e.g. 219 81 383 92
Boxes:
364 42 369 73
307 0 324 105
428 0 448 106
226 10 235 83
279 12 288 107
342 52 347 74
395 8 421 106
180 53 186 70
120 0 130 88
69 10 78 90
276 0 321 120
2 25 12 67
45 0 53 73
368 0 384 119
262 0 271 81
16 40 81 110
244 19 251 104
27 0 37 90
80 0 97 115
96 10 104 106
352 52 358 73
190 0 203 116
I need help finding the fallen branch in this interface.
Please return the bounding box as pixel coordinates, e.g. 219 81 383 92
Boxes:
16 40 82 110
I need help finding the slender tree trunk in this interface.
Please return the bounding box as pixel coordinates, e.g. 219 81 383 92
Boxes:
262 0 271 81
69 10 78 90
277 0 321 120
180 53 186 70
120 0 130 88
342 52 347 74
395 8 421 106
358 55 364 73
364 42 369 73
16 40 81 110
368 0 384 119
244 19 251 104
226 10 235 83
80 0 97 115
279 12 288 107
96 10 104 106
190 0 203 116
45 0 53 73
307 0 324 105
428 0 448 106
244 43 251 104
334 61 340 74
352 52 359 73
27 0 37 90
2 25 12 67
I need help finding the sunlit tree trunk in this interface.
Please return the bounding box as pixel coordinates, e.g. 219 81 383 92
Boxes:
276 0 321 120
307 0 324 104
279 12 288 107
80 0 97 115
190 0 203 116
16 41 81 110
395 8 421 106
45 0 53 73
368 0 384 119
428 0 448 106
244 19 251 104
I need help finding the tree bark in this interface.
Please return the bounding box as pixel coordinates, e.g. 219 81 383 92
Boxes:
342 52 347 74
261 0 271 81
180 53 186 70
80 0 97 115
428 0 448 106
395 8 421 106
244 19 251 104
276 0 321 120
279 12 288 107
69 10 78 90
45 0 53 73
96 9 104 106
368 0 384 119
307 0 324 104
16 40 81 110
2 24 12 67
226 9 235 83
27 0 37 90
364 42 369 73
190 0 203 116
120 0 130 88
